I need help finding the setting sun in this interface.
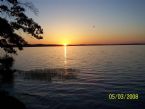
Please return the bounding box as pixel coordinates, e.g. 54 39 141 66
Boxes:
63 43 67 46
60 39 70 46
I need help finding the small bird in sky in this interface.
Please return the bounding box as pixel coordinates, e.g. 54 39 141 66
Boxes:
92 25 95 29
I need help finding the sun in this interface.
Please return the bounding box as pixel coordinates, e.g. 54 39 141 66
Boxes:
61 40 70 46
63 43 67 46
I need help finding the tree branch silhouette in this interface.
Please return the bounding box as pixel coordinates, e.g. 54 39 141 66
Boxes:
0 0 43 54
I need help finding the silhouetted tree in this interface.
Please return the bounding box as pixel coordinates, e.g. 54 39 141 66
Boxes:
0 0 43 72
0 0 43 79
0 55 15 83
0 0 43 54
0 1 43 108
0 55 14 73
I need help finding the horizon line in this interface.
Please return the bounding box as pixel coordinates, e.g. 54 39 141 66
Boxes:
1 43 145 47
25 43 145 47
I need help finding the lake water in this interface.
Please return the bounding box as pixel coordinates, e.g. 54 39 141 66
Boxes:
1 45 145 109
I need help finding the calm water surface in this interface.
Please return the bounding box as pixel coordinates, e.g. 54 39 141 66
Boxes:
3 46 145 109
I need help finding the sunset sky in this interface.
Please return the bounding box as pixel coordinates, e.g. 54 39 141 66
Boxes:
24 0 145 45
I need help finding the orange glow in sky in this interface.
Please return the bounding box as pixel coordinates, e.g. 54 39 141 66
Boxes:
24 0 145 45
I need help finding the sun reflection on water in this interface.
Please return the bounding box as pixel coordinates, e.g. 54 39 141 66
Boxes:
64 44 67 65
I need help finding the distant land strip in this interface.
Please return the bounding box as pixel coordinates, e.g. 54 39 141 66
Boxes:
1 43 145 47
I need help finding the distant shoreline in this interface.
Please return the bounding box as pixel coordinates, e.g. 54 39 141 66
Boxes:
1 43 145 47
21 43 145 47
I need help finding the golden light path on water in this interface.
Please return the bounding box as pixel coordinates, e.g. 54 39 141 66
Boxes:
63 44 68 77
64 44 67 66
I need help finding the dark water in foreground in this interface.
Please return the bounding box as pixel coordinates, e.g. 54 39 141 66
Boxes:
1 46 145 109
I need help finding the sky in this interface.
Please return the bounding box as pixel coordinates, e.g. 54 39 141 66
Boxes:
24 0 145 44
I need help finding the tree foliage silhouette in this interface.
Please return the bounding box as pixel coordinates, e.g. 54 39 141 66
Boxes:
0 0 43 54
